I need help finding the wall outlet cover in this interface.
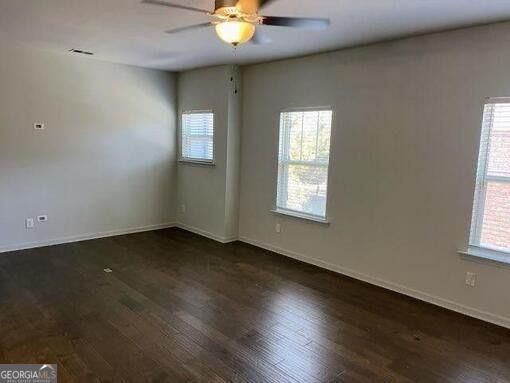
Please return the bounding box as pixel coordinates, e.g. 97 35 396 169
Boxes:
34 123 45 130
466 272 477 287
37 215 48 222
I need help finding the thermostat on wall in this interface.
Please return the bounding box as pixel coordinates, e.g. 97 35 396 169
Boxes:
34 122 45 130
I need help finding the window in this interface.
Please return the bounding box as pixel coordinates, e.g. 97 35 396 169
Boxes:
469 98 510 256
181 111 214 163
276 109 333 221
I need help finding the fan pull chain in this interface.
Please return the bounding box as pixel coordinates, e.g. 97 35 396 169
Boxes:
230 64 238 95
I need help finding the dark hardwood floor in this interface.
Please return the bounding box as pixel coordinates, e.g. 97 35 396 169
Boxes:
1 228 510 382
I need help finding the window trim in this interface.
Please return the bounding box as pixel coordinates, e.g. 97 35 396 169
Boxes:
464 97 510 262
271 208 330 225
459 246 510 267
179 109 215 165
273 106 334 223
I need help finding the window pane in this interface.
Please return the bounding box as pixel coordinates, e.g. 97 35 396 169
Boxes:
277 109 332 219
183 138 213 160
479 181 510 252
181 112 214 161
279 164 329 217
487 104 510 177
289 113 303 161
469 100 510 254
301 112 319 161
318 111 333 162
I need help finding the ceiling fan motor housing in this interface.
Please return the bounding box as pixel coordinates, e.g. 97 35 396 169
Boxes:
215 0 240 16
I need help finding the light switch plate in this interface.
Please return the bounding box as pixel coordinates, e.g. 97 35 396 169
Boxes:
26 218 35 229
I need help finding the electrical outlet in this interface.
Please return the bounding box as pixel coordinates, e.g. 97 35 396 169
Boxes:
466 272 477 287
275 223 281 233
26 218 35 229
181 204 186 214
37 215 48 223
34 122 45 130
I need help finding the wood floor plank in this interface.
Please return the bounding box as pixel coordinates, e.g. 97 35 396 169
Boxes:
1 228 509 382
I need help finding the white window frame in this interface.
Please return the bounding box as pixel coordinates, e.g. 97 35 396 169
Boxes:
273 106 333 224
465 97 510 263
180 110 215 165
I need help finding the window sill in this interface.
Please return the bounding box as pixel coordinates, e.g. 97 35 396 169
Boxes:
178 159 215 166
271 209 330 225
458 246 510 266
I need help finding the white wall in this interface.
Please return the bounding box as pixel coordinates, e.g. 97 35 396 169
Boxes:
3 21 510 329
238 22 510 328
177 65 241 242
0 42 177 251
224 66 242 240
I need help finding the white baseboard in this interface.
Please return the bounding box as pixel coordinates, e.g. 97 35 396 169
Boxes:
0 222 176 254
176 222 237 244
239 236 510 330
4 222 508 329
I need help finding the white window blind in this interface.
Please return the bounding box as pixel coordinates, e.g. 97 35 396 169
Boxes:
469 98 510 255
276 109 333 220
181 111 214 162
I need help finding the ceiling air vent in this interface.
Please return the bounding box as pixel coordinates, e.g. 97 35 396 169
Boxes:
69 49 94 56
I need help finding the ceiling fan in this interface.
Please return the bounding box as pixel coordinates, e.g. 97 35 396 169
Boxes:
141 0 330 46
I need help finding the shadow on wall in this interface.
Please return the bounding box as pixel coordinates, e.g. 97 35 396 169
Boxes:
0 44 177 247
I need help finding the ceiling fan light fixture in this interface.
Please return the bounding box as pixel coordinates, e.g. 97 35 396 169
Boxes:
215 21 255 46
215 6 240 17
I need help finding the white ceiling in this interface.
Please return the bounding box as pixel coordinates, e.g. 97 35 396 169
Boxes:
1 0 510 71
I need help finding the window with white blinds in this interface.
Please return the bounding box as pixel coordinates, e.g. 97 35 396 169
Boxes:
469 98 510 255
181 111 214 162
276 109 333 220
